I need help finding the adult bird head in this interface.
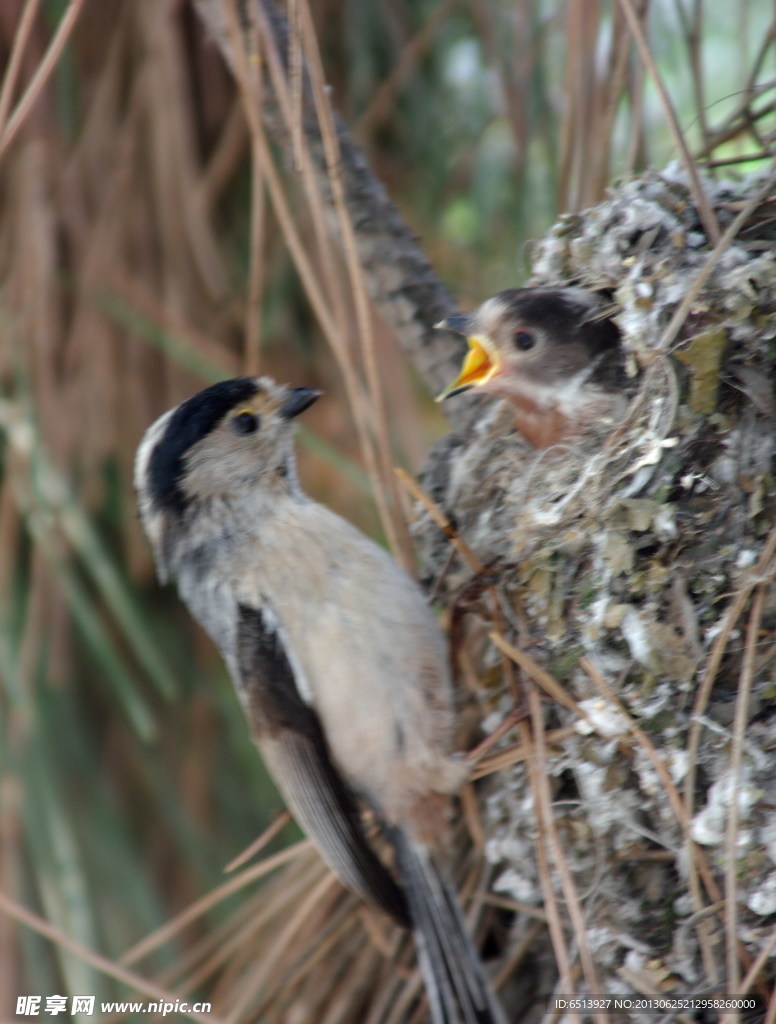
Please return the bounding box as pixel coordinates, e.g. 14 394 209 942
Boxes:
134 377 321 580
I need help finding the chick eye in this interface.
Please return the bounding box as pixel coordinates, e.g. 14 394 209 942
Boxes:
231 410 260 435
513 329 536 351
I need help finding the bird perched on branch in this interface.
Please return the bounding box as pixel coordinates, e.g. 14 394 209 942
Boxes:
135 377 506 1024
437 287 627 448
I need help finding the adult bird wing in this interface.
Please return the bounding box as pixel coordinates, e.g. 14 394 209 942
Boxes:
235 603 409 925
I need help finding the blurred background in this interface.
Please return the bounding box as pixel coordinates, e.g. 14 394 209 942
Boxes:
0 0 773 1018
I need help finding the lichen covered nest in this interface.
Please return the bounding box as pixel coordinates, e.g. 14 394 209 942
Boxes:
415 166 776 1012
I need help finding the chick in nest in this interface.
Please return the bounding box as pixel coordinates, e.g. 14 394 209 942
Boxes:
437 287 628 449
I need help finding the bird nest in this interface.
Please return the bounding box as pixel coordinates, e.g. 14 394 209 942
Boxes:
410 165 776 1014
136 168 776 1023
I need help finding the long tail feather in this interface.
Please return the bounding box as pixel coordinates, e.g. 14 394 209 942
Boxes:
391 830 507 1024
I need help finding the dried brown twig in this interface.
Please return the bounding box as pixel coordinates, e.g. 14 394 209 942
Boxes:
618 0 721 244
0 891 224 1024
194 0 465 406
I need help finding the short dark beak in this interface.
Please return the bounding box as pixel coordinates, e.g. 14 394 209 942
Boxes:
434 314 471 335
281 387 322 419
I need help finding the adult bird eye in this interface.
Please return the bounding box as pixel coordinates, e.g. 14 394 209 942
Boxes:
513 329 536 351
231 410 260 435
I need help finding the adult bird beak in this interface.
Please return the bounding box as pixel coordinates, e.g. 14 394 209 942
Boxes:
435 334 501 401
434 314 471 335
280 387 323 419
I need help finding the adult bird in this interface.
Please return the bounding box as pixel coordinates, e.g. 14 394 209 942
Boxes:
135 376 507 1024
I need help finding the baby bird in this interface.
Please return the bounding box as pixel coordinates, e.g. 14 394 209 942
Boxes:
135 377 506 1024
437 287 626 448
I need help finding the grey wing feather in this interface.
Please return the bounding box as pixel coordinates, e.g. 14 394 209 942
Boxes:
235 604 409 926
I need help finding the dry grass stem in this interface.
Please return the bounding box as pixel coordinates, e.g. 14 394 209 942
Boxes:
223 811 293 873
490 632 591 722
618 0 721 243
659 159 776 352
0 0 40 141
527 686 605 1024
580 657 722 910
725 586 766 993
296 0 411 565
470 726 578 781
741 926 776 995
121 840 313 968
519 713 575 1008
685 510 776 750
0 891 224 1024
244 30 266 378
396 466 484 574
0 0 86 159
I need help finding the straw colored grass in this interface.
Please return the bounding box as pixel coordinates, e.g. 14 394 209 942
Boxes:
1 1 774 1021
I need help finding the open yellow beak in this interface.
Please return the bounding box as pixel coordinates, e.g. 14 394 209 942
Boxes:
436 336 500 401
